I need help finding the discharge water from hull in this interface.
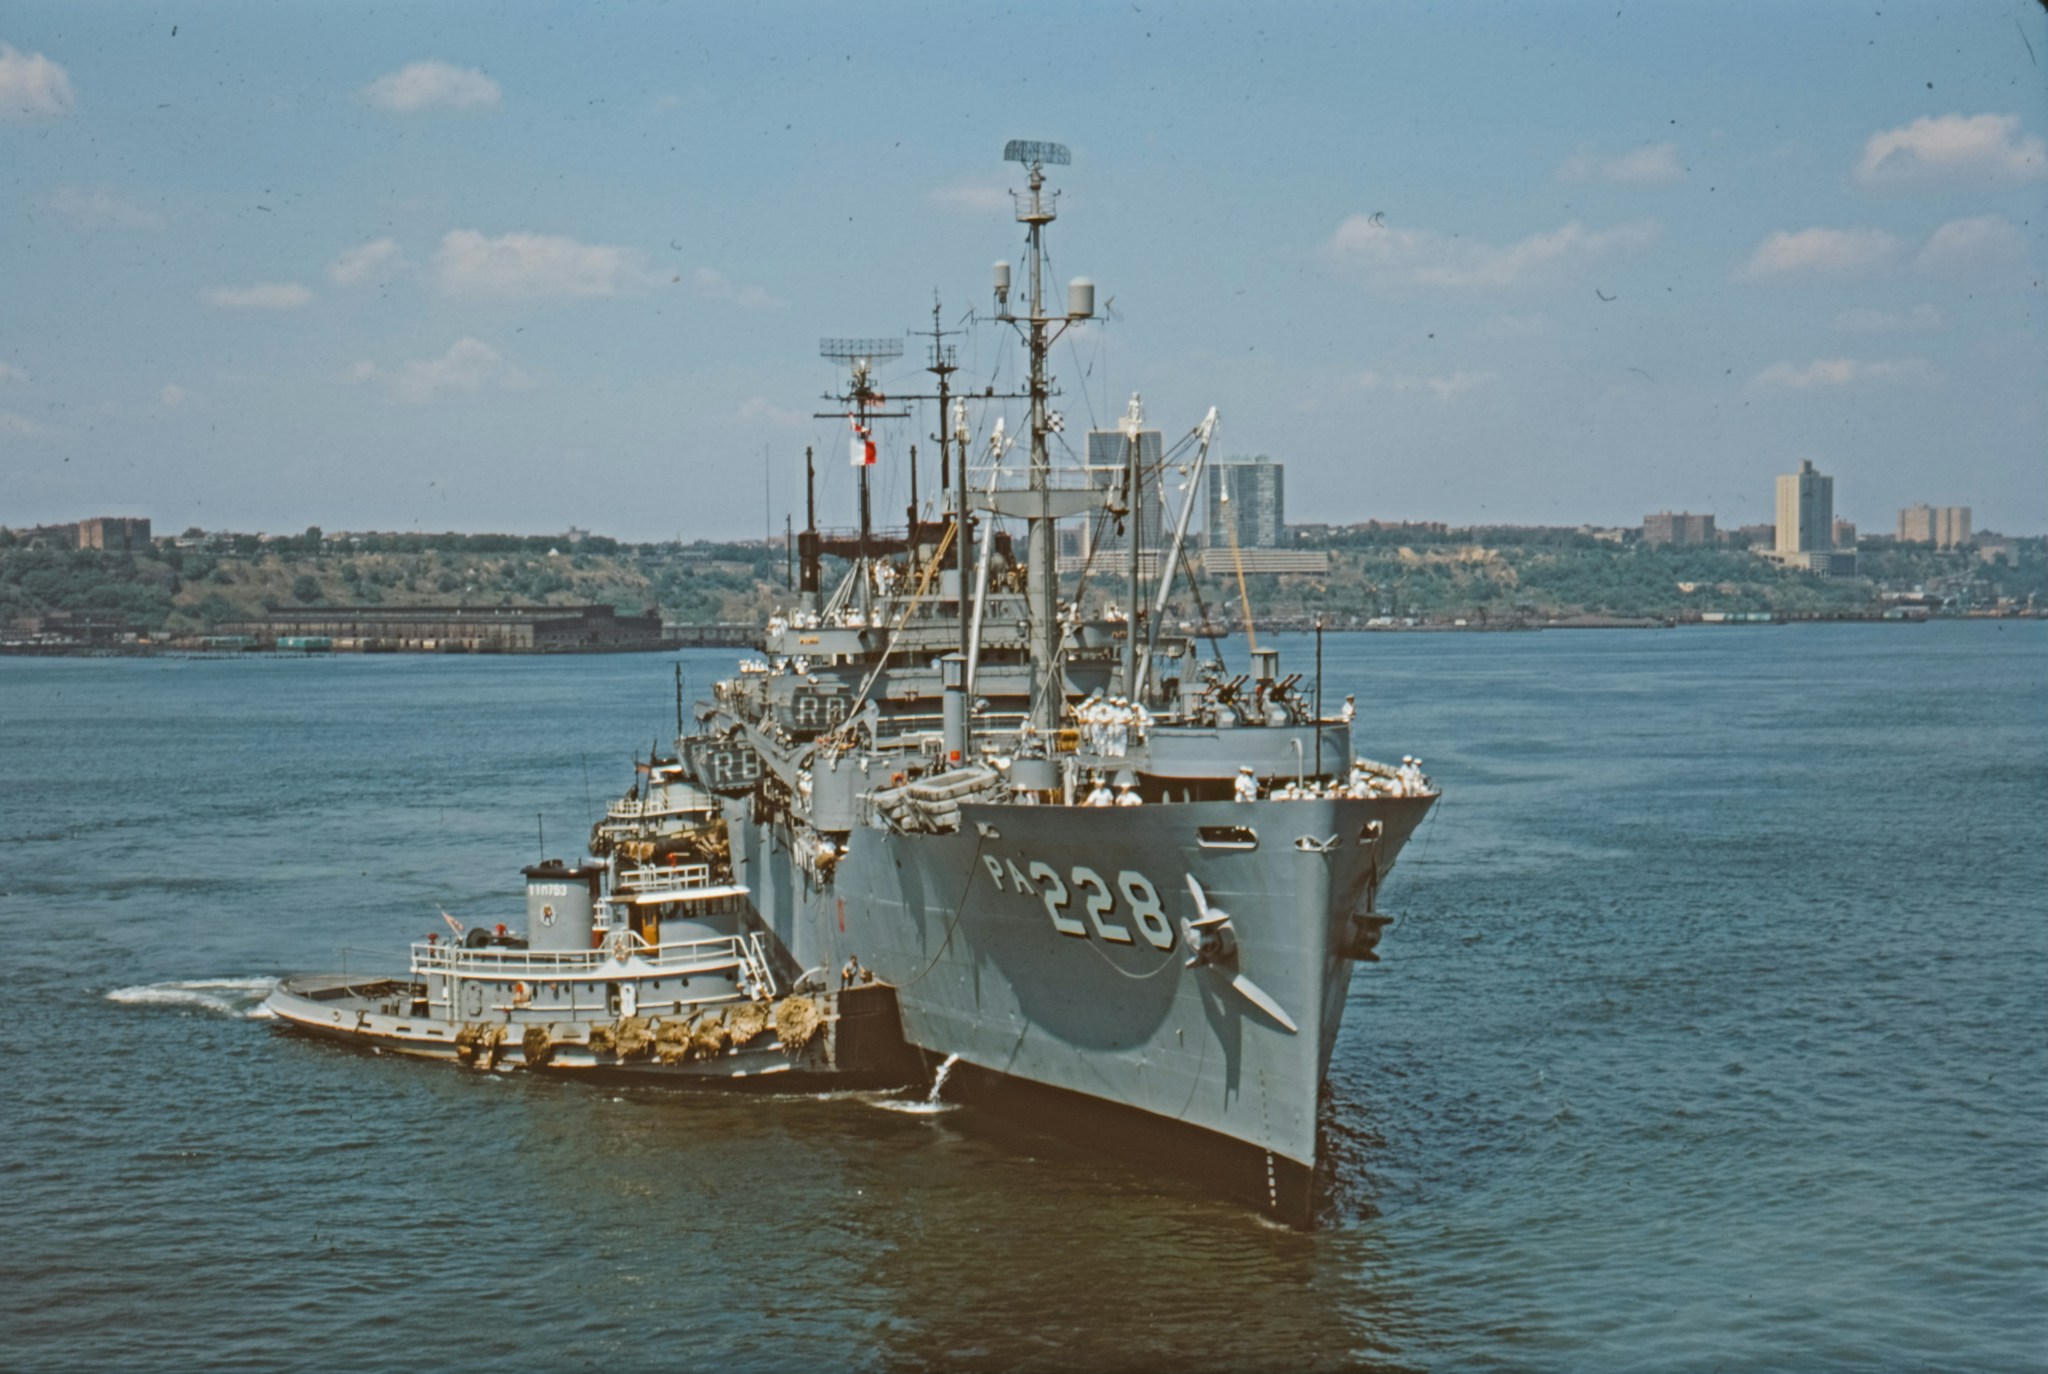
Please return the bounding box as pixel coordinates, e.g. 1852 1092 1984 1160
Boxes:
875 1053 961 1115
105 977 278 1019
928 1053 960 1102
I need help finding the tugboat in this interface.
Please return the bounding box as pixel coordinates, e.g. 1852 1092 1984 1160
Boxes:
269 139 1439 1224
265 755 913 1081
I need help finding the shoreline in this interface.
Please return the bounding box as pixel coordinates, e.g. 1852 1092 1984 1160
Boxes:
6 610 2037 658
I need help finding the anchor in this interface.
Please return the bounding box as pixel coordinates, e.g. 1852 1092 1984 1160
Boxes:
1181 875 1297 1034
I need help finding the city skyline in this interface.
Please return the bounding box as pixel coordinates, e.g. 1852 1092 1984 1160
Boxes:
2 4 2043 542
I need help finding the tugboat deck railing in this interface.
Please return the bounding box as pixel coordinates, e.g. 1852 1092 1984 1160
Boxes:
602 795 714 823
410 930 774 992
609 864 749 904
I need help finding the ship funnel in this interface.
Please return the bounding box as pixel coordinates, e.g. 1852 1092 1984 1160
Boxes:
993 261 1011 305
522 861 602 955
1067 277 1095 319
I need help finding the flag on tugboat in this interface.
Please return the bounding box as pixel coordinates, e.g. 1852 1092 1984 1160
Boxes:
850 417 876 466
441 909 465 936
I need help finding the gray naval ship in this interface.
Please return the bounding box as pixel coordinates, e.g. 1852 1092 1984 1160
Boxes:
268 140 1438 1224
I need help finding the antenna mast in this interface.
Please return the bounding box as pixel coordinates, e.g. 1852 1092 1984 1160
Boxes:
817 337 907 619
995 138 1089 736
914 298 970 661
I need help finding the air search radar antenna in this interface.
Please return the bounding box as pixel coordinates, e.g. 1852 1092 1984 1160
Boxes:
819 336 903 388
1003 139 1069 167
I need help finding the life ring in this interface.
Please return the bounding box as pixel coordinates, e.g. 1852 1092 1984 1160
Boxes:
609 931 634 963
512 981 531 1008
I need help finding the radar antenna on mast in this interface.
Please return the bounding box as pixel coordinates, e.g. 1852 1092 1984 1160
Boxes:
819 336 904 386
1003 140 1070 167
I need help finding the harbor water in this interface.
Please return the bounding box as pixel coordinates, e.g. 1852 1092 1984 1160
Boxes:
2 622 2041 1372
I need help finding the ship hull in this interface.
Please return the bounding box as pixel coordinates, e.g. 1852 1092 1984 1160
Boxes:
728 792 1433 1213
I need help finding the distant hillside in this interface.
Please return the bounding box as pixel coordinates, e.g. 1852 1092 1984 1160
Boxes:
0 530 791 636
1 525 2038 639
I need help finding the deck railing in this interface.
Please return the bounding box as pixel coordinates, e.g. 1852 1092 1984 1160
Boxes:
611 864 747 903
410 929 772 991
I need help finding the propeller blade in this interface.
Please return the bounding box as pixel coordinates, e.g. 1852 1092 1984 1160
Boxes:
1229 973 1299 1034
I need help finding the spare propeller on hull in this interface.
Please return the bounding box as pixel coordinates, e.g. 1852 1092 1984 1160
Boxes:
1182 875 1298 1034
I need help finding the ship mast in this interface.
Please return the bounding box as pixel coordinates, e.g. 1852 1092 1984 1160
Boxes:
994 139 1092 735
817 337 907 619
1120 392 1145 701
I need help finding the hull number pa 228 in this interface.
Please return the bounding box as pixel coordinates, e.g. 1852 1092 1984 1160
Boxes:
983 857 1174 951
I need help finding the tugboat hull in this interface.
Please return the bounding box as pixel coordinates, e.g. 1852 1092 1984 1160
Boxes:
264 975 913 1083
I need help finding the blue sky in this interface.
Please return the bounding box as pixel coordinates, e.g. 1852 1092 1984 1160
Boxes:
3 1 2043 542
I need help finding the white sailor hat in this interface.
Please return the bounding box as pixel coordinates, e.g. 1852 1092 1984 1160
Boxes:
1239 764 1254 773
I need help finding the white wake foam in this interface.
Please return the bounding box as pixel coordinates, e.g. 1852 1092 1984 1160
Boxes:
106 977 278 1019
873 1098 959 1116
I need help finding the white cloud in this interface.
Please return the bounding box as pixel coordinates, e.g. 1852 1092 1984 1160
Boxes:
202 282 315 310
1327 217 1659 288
159 384 190 408
0 360 28 385
1831 303 1942 334
735 397 807 427
434 229 656 299
350 337 532 404
1915 214 2028 278
45 186 164 231
0 41 72 118
929 182 1012 214
0 409 59 438
1751 358 1937 390
1736 227 1900 280
693 267 786 311
1854 113 2046 187
328 237 407 286
1356 370 1489 400
362 60 500 113
1558 141 1684 185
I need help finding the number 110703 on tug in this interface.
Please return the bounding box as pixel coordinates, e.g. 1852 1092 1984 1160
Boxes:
265 140 1440 1225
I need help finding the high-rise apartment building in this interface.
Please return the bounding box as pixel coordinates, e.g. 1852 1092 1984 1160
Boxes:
1642 511 1716 546
77 517 152 551
1936 506 1971 548
1775 461 1833 555
1899 504 1972 548
1207 456 1285 550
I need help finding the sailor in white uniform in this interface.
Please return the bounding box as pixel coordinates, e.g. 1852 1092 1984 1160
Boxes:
1114 780 1142 807
1108 697 1132 757
1233 765 1259 803
1083 774 1115 807
1078 691 1105 755
1340 694 1356 723
1396 755 1423 795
